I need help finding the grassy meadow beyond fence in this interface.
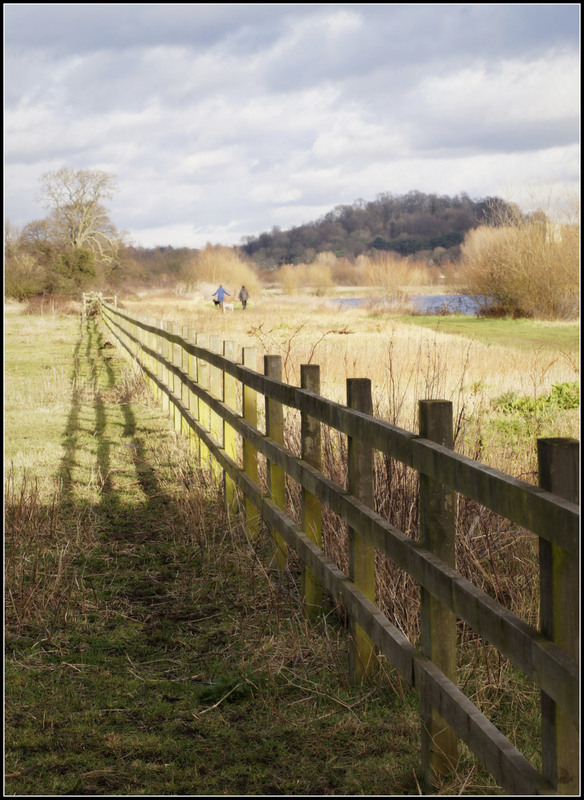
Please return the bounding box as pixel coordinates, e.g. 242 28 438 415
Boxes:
121 289 579 482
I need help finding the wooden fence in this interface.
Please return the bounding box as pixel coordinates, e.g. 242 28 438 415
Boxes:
96 295 579 795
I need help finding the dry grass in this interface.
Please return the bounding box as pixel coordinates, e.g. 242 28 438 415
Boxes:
117 295 578 476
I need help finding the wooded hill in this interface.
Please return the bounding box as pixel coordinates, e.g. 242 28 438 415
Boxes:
240 191 516 269
114 191 515 286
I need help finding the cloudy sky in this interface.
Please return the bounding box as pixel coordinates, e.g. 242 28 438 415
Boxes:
4 3 580 249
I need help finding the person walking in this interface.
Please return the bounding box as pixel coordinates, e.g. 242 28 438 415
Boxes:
212 284 230 312
238 285 250 309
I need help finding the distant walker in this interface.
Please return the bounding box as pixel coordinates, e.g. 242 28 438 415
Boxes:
212 284 231 312
238 285 250 309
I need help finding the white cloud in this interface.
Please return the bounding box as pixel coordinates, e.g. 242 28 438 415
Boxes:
4 4 580 249
418 54 579 126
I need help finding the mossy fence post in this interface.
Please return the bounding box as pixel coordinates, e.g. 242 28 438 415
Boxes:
419 399 458 790
347 378 376 683
223 340 238 513
160 320 171 415
168 322 181 434
180 326 189 440
242 347 259 541
186 330 200 460
265 355 287 569
538 437 579 795
301 364 323 620
196 335 211 472
209 336 223 487
155 320 164 406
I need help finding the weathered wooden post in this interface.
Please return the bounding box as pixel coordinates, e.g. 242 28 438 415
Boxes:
223 341 238 513
347 378 376 683
167 322 180 433
132 309 140 362
197 336 211 472
419 399 458 790
126 310 133 358
186 331 200 460
144 318 155 399
538 437 579 795
301 364 323 620
160 321 171 415
208 336 223 486
242 347 259 540
265 355 287 569
180 326 190 439
172 325 183 434
155 320 164 405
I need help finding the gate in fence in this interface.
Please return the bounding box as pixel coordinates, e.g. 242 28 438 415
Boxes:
94 294 579 795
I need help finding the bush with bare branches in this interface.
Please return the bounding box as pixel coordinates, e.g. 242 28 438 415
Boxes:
461 196 579 320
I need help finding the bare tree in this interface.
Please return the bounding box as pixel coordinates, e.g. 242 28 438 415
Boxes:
38 167 122 261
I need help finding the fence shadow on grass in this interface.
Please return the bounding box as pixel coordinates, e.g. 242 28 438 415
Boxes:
57 315 182 543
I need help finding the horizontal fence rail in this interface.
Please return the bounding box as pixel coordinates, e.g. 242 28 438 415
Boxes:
97 296 579 795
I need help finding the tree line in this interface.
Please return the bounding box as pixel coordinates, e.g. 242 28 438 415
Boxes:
240 191 516 269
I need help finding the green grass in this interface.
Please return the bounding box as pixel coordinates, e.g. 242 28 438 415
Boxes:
6 308 448 796
391 314 580 352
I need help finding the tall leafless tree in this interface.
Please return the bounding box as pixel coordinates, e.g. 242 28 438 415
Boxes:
38 167 122 262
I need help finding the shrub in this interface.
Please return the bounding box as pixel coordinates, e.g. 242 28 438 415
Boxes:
492 382 580 417
4 252 45 300
362 252 420 301
460 197 579 320
273 261 334 295
187 244 261 296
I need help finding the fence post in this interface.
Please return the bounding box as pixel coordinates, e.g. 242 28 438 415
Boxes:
419 399 458 790
242 347 260 540
173 325 183 435
167 322 180 434
180 326 190 439
160 321 171 415
134 313 143 372
208 336 223 486
146 319 157 401
264 355 287 569
186 330 199 457
155 320 164 406
347 378 376 683
223 341 238 513
197 336 211 472
538 437 579 795
301 364 323 620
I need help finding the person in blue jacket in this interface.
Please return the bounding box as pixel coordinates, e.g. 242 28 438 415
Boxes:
212 284 230 311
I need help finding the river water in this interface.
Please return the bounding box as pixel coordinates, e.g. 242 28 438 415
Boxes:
333 294 486 316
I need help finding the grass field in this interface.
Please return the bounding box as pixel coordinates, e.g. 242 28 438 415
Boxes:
392 314 580 352
119 290 579 480
4 305 433 795
4 296 579 795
